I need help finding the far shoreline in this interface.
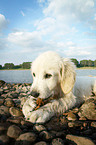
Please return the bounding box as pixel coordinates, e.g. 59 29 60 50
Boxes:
0 67 96 71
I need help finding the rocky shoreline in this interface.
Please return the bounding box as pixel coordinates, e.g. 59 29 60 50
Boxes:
0 80 96 145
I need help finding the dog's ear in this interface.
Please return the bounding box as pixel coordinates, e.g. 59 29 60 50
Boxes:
60 58 76 94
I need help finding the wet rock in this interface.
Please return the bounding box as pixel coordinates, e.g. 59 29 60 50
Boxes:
33 124 46 133
51 138 64 145
39 130 53 141
9 107 23 117
4 98 14 107
0 135 10 144
66 134 95 145
7 125 22 139
78 101 96 120
15 132 37 145
34 141 48 145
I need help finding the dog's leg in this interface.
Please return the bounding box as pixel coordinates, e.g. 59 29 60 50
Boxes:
22 97 36 120
27 92 82 123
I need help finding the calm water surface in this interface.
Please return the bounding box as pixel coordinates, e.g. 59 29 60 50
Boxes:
0 69 96 84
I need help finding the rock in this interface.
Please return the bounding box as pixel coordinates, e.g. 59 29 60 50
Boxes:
15 132 37 145
7 117 22 124
3 86 8 90
0 80 5 86
51 138 64 145
33 124 46 132
78 101 96 120
91 122 96 128
7 125 22 139
0 99 4 105
66 134 95 145
4 98 14 107
0 105 10 116
0 124 8 134
34 141 48 145
67 112 77 121
39 131 53 141
68 121 82 128
83 129 93 136
0 88 3 95
9 107 23 117
0 135 10 144
11 93 19 98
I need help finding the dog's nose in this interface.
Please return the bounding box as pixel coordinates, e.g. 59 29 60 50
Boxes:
31 91 40 98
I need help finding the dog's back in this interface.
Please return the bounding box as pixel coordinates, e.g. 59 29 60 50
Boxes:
73 76 96 101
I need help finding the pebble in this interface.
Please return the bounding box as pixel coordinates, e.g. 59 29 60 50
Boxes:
0 99 4 105
16 132 37 145
4 98 14 107
34 141 48 145
67 112 77 121
51 138 64 145
9 107 23 117
0 135 10 144
39 130 53 141
0 105 10 116
33 124 47 132
78 101 96 120
0 80 95 145
66 134 95 145
7 125 22 139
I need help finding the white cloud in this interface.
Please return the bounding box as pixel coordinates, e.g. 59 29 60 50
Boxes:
8 31 42 49
43 0 95 22
0 14 8 32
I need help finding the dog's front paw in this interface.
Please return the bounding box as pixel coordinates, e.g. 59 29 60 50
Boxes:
29 109 52 123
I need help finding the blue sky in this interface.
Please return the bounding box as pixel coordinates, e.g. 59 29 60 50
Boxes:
0 0 96 65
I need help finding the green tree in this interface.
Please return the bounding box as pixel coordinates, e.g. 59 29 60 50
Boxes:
22 62 31 69
80 60 88 67
0 65 2 69
4 63 14 69
14 65 22 69
94 60 96 67
71 58 79 67
88 60 94 67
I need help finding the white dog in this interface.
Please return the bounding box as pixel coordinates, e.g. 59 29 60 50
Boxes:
22 51 96 123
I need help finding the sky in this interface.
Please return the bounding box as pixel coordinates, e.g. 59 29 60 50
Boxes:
0 0 96 65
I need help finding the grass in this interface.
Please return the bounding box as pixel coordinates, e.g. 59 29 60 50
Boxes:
76 67 96 70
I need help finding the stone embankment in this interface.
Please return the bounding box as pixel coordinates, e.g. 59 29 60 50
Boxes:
0 80 96 145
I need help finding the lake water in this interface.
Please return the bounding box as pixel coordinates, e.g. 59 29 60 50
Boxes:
0 69 96 84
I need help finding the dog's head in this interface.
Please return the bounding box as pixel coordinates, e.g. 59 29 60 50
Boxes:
30 51 76 99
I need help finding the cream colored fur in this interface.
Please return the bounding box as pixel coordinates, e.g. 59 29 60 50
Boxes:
22 51 96 123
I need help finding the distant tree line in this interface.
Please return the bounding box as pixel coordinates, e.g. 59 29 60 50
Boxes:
0 59 96 70
71 59 96 67
0 62 31 70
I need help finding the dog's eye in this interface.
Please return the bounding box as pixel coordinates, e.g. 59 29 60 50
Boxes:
45 74 52 79
33 73 36 77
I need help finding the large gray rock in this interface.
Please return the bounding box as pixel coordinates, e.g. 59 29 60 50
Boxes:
78 98 96 120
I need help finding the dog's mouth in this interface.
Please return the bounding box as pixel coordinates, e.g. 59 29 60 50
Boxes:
33 92 59 111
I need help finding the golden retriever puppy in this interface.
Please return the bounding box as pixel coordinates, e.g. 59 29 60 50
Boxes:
22 51 96 123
